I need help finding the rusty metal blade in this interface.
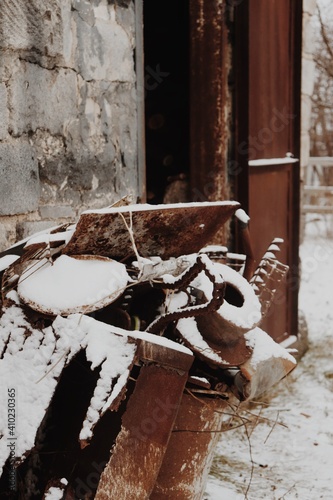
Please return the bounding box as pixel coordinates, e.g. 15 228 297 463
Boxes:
151 393 228 500
63 202 240 260
95 363 190 499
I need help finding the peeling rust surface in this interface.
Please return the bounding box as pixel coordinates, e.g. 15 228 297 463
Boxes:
236 353 296 401
137 339 193 373
189 0 230 203
95 364 190 499
151 393 228 500
191 315 253 367
63 203 239 260
249 165 295 342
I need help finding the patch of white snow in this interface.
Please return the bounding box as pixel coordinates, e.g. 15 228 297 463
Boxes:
17 255 129 315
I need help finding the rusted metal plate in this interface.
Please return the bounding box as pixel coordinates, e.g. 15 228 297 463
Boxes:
95 364 190 499
192 315 253 367
233 0 302 342
249 164 294 342
231 327 297 401
137 339 193 373
237 354 296 401
63 202 239 260
249 0 302 161
246 0 302 342
151 393 228 500
176 322 252 368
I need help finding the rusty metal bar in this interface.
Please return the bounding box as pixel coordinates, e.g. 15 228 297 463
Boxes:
240 226 256 281
235 210 256 281
150 393 228 500
95 353 193 499
189 0 230 204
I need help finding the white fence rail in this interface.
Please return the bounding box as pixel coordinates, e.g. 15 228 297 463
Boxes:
302 157 333 214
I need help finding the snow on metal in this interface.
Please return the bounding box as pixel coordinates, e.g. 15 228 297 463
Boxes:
0 201 297 497
17 255 130 316
0 304 137 473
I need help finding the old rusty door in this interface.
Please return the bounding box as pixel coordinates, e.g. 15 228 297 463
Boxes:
238 0 302 342
143 0 302 341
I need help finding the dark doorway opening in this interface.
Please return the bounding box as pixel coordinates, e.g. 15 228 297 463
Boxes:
143 0 190 204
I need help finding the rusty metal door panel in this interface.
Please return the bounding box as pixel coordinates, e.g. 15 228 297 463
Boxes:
248 0 300 161
243 0 302 341
95 363 190 500
249 162 296 342
150 393 227 500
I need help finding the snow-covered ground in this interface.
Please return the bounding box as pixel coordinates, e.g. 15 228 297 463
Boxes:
205 215 333 500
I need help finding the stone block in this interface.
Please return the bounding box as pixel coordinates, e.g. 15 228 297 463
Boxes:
0 0 73 65
114 0 136 41
0 142 40 215
72 0 95 26
0 221 17 252
16 220 59 242
60 0 75 66
39 204 76 220
64 77 138 206
74 4 135 82
9 61 77 136
0 54 16 84
0 83 8 140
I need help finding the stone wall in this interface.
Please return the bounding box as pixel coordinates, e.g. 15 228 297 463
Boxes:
0 0 139 250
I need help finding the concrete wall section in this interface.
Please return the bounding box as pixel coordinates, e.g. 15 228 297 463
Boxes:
0 0 139 250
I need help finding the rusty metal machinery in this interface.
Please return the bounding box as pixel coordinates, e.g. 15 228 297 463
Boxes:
0 202 296 499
